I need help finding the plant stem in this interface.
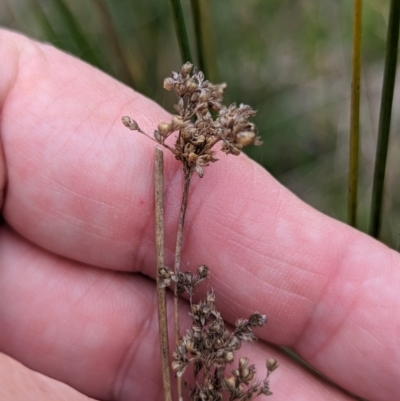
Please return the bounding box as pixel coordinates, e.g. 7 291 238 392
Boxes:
174 170 193 401
190 0 206 74
168 0 193 63
91 0 135 87
52 0 106 71
348 0 363 227
190 0 218 82
369 0 400 238
155 146 173 401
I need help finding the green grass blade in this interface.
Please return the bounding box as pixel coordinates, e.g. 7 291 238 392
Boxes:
27 0 59 45
190 0 205 72
168 0 193 63
52 0 106 70
3 0 19 30
369 0 400 238
348 0 363 227
190 0 217 80
92 0 135 87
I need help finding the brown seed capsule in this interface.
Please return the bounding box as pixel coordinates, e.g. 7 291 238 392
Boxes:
158 122 171 137
266 357 279 372
237 131 256 146
223 351 234 363
239 357 248 369
188 152 198 163
191 135 205 145
185 78 198 93
181 61 193 75
195 165 204 178
190 92 200 103
197 264 209 278
225 376 237 391
171 116 184 131
154 130 162 143
163 77 175 91
249 312 267 327
209 320 221 333
121 116 139 130
184 339 195 353
199 90 210 103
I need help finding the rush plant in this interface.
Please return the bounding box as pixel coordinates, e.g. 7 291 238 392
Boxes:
122 62 277 401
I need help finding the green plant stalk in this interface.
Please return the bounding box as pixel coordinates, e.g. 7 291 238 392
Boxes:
190 0 206 74
348 0 363 228
155 147 173 401
28 0 58 44
190 0 218 82
3 0 20 30
369 0 400 238
52 0 106 71
91 0 135 87
168 0 193 63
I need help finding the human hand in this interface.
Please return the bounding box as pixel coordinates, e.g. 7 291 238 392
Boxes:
0 30 398 401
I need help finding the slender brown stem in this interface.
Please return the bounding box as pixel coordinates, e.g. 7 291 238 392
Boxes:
174 169 193 401
155 146 173 401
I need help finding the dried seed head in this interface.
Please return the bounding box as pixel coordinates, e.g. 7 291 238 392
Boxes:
239 357 249 370
158 122 171 137
225 376 237 391
185 78 198 93
154 130 162 143
197 264 209 279
181 61 193 75
248 312 267 327
171 115 184 131
266 357 279 372
237 131 256 146
121 116 139 130
223 350 234 363
163 77 175 91
195 165 204 178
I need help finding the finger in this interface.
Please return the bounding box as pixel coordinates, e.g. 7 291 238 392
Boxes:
0 226 355 401
1 29 169 270
0 353 96 401
1 30 399 401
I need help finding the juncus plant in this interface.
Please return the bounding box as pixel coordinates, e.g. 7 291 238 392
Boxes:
122 62 277 401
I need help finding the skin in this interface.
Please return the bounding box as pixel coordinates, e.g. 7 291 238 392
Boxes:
0 29 399 401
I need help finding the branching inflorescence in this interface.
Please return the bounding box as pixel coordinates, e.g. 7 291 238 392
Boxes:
122 61 262 179
122 62 277 401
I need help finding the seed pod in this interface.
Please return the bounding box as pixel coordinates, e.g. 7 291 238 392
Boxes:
237 131 256 146
225 376 237 391
154 130 162 143
266 357 279 372
158 122 171 137
195 165 204 178
171 116 184 131
121 116 139 130
185 78 198 93
223 351 234 363
181 61 193 75
163 77 175 91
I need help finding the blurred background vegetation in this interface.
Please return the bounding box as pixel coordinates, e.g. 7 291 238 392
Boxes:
1 0 399 247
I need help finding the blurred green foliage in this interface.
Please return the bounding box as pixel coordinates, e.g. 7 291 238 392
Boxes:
1 0 399 246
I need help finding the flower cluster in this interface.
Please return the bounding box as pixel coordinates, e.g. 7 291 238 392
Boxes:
158 264 209 303
157 62 262 178
123 62 262 178
171 284 277 401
